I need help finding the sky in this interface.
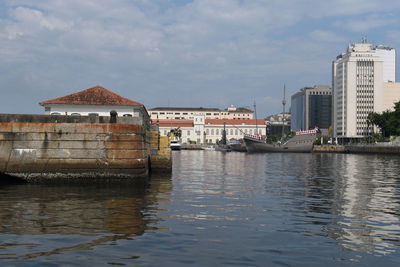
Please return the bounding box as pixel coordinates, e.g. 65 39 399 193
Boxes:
0 0 399 117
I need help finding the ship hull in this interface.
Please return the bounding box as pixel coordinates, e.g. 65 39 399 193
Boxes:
244 133 318 153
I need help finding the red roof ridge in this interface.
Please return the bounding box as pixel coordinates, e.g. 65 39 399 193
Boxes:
39 85 143 106
205 119 266 125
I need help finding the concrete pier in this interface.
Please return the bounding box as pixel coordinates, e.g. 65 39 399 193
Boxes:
0 114 171 182
313 144 400 154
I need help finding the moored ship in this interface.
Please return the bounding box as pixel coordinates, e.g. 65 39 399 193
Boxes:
228 139 247 152
243 129 320 153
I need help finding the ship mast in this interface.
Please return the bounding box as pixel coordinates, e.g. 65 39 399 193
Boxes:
281 84 286 138
253 101 258 134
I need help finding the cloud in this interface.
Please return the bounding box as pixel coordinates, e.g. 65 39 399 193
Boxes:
0 0 399 116
309 30 346 43
334 15 397 33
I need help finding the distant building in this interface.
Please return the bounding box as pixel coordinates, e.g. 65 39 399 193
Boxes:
332 41 399 141
40 85 149 122
383 82 400 111
156 116 265 144
265 112 291 135
149 106 254 121
291 85 332 131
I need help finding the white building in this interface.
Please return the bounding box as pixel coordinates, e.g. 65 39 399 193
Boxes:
149 106 254 121
155 117 266 144
332 42 398 141
375 45 396 82
40 85 149 122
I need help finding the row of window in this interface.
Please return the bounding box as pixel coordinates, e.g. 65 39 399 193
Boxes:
162 128 262 136
50 112 133 117
309 91 331 95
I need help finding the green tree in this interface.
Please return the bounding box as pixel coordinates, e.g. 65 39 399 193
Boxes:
170 127 182 139
368 101 400 138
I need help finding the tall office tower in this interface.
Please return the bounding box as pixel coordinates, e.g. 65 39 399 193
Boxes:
332 41 397 142
291 85 332 132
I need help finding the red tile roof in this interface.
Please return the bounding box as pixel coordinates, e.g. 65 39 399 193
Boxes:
153 120 194 127
39 85 143 106
205 119 266 125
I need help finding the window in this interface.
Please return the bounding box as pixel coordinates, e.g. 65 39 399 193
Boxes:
206 129 210 135
70 113 81 116
216 129 219 135
88 113 99 116
123 114 132 117
160 112 165 115
187 130 191 135
50 112 61 115
45 107 51 112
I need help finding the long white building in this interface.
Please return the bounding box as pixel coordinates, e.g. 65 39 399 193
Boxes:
155 115 266 144
149 106 254 121
332 42 400 141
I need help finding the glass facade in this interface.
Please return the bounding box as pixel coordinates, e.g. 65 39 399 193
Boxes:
308 95 332 129
291 93 305 131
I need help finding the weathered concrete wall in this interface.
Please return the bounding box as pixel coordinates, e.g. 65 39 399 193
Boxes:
313 144 400 154
0 113 145 124
345 144 400 154
149 126 172 172
0 114 151 182
313 145 346 153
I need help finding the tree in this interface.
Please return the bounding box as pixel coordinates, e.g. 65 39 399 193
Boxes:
170 127 182 139
368 101 400 138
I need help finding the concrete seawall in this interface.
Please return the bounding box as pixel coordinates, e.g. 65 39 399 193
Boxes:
0 114 157 182
313 144 400 154
345 144 400 154
313 145 346 153
150 126 172 173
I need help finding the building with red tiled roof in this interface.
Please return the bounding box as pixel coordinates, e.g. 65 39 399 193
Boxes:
154 115 266 144
40 85 148 121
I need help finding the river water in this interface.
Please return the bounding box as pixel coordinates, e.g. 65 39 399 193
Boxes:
0 151 400 266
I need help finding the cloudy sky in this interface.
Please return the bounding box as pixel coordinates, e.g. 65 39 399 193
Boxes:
0 0 399 117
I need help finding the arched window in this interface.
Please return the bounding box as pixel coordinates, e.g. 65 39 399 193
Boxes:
123 114 133 117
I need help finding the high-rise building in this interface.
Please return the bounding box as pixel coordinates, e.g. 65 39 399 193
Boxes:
332 41 398 141
290 85 332 132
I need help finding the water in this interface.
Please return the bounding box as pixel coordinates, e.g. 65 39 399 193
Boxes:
0 151 400 266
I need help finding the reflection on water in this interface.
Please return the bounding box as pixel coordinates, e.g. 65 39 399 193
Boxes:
332 154 400 255
0 175 172 261
0 151 399 265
